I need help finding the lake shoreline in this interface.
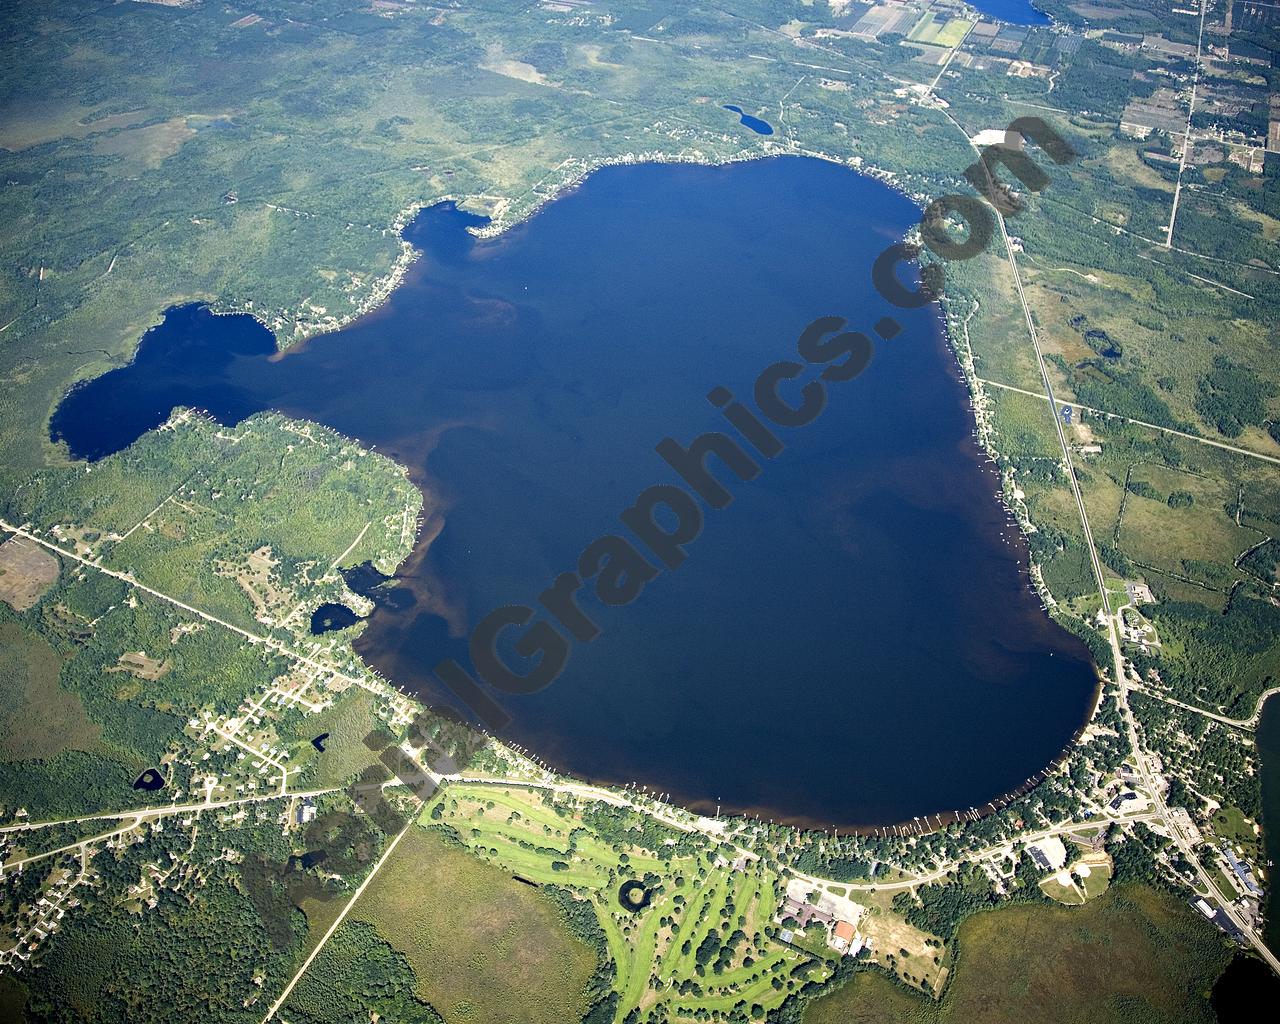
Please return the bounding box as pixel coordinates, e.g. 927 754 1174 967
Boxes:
347 176 1099 831
1257 693 1280 951
51 157 1101 833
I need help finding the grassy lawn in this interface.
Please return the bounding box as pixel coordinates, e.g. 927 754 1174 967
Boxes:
1208 860 1241 901
804 884 1232 1024
1038 875 1085 905
1211 805 1261 860
846 888 948 996
1076 860 1113 901
347 825 598 1024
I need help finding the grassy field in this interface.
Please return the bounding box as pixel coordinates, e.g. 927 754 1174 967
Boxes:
1077 859 1113 900
840 887 948 996
1038 874 1085 905
905 13 973 49
1114 464 1257 585
803 885 1231 1024
1036 854 1112 906
1210 805 1262 863
0 620 99 763
346 825 598 1024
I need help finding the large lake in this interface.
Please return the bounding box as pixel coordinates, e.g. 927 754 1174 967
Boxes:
968 0 1050 24
53 157 1097 828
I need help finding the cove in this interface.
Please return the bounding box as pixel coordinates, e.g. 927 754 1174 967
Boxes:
310 603 362 635
51 156 1098 829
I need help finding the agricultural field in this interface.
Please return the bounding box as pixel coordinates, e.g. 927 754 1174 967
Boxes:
905 13 974 49
340 824 598 1024
804 885 1232 1024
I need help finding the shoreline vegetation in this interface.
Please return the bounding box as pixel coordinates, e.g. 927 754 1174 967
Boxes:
48 142 1108 838
5 0 1280 1017
330 149 1114 837
210 138 930 357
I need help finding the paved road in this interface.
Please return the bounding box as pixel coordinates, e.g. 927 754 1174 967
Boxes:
0 517 389 700
447 775 1163 896
977 378 1280 467
1126 682 1280 731
795 812 1163 895
449 774 734 844
1111 600 1280 974
0 787 340 839
1164 0 1209 248
943 115 1280 975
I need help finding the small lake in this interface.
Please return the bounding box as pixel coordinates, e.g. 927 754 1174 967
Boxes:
52 157 1097 828
724 104 774 136
131 768 165 792
310 603 361 635
967 0 1051 24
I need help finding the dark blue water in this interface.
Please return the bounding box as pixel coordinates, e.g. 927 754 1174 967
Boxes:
310 603 361 635
968 0 1050 25
51 157 1097 828
1258 694 1280 952
724 104 774 136
132 768 165 792
1212 954 1280 1021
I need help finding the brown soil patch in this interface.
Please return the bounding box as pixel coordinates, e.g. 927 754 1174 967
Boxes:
0 537 60 611
107 650 172 682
